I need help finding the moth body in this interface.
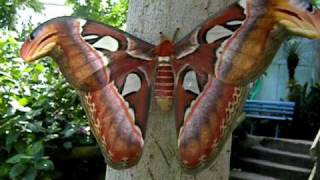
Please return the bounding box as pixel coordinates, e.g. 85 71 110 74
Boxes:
154 40 175 111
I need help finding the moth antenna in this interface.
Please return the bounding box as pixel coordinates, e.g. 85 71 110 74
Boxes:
159 31 167 42
172 28 180 42
204 0 210 10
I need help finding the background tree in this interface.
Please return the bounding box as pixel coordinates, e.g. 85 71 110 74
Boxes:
66 0 128 27
0 0 43 30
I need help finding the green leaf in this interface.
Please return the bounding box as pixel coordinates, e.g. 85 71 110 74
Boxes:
63 141 72 149
35 64 45 73
6 154 31 164
35 159 54 171
31 141 44 159
25 141 44 160
14 141 28 154
23 67 33 73
22 167 37 180
9 163 27 178
63 128 75 138
5 130 20 146
18 97 29 106
0 164 10 177
26 108 43 119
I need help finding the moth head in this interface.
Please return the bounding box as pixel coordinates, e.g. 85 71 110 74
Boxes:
271 0 320 39
154 40 175 56
20 17 86 62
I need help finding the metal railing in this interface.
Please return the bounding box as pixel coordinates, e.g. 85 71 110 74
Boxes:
309 129 320 180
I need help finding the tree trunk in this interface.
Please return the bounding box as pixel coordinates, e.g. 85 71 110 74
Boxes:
106 0 237 179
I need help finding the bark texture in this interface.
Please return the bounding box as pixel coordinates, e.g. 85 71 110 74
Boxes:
106 0 237 179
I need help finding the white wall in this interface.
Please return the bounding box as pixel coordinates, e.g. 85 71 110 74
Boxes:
256 39 320 101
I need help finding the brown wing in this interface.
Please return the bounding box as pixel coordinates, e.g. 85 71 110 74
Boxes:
21 16 156 169
78 19 157 168
172 3 248 170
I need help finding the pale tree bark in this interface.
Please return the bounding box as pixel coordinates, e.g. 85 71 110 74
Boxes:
106 0 237 179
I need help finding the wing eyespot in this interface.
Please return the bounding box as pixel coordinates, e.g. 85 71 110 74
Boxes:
306 3 315 14
121 73 142 97
30 32 36 40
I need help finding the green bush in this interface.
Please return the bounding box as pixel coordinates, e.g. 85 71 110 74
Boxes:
287 80 320 140
0 0 129 179
66 0 128 27
0 29 95 179
0 0 43 30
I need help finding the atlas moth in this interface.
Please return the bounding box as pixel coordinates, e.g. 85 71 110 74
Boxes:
20 0 320 171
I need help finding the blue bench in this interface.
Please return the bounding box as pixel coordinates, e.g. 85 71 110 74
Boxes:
243 100 295 137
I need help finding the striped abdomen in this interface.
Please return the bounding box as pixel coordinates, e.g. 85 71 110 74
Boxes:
155 56 174 111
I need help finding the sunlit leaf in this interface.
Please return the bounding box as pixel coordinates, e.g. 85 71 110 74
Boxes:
18 97 29 106
6 154 31 164
63 128 76 138
35 64 45 73
35 159 54 171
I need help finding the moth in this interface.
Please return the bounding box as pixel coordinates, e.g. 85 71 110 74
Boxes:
20 0 320 171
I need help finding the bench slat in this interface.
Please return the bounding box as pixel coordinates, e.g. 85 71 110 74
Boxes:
246 114 293 121
245 103 294 109
243 108 294 115
244 100 295 121
244 104 294 111
245 103 294 108
246 100 295 106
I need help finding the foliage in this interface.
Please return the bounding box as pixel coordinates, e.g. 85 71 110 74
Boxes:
0 0 43 30
313 0 320 8
283 37 302 80
287 80 320 140
66 0 128 28
0 0 129 179
0 29 97 179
